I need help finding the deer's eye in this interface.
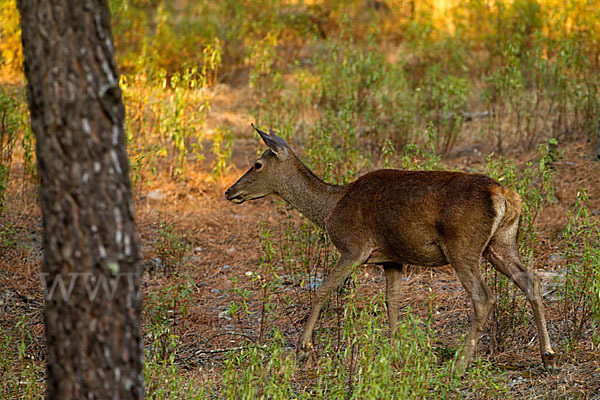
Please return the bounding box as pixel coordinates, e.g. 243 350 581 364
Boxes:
254 161 263 171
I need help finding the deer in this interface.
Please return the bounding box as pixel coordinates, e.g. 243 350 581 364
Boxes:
225 124 557 375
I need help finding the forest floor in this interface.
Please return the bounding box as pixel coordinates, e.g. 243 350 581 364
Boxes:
1 82 600 399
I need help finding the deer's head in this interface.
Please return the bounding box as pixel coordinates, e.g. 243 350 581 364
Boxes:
225 124 291 204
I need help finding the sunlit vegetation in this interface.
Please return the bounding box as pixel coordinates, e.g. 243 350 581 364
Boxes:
1 0 599 398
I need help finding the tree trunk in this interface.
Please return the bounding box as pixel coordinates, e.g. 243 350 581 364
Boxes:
17 1 143 398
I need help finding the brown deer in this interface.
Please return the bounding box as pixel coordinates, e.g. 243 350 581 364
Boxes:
225 124 557 375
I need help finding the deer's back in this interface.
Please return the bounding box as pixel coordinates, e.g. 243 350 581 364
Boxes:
326 170 505 266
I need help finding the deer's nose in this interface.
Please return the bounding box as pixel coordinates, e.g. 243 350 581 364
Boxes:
225 188 231 198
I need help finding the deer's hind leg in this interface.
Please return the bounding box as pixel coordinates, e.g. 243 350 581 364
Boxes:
448 252 496 376
484 226 557 372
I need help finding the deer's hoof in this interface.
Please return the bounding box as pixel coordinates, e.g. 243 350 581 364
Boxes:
451 361 467 378
542 351 558 374
296 342 313 365
450 351 471 378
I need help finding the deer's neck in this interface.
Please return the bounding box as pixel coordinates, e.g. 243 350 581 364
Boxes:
275 158 345 230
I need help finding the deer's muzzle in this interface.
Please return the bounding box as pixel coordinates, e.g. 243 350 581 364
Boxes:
225 187 246 204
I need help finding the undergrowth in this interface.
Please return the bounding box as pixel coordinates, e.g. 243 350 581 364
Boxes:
0 317 44 399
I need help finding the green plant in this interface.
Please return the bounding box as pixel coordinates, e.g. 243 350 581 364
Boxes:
20 108 36 181
0 316 44 399
559 189 600 347
482 20 600 152
144 279 200 399
0 222 20 255
381 138 395 169
157 67 209 177
121 60 217 182
154 222 190 274
121 74 160 187
255 223 278 343
0 87 20 215
400 124 442 171
210 124 233 179
227 275 254 336
417 64 469 154
248 31 280 123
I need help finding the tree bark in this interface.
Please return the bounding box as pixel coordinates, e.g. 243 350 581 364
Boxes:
17 0 143 398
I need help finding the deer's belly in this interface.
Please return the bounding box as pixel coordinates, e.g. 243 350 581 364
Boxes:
367 239 448 267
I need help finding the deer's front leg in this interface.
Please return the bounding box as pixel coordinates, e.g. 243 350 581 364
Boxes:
297 251 368 363
383 263 404 336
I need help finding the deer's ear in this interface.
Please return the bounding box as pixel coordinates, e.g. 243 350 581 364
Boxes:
251 123 290 158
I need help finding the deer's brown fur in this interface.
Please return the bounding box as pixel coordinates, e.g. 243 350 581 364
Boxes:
225 124 557 374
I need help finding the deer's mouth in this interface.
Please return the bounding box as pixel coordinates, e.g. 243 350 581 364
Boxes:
225 189 246 204
228 194 246 204
225 189 268 204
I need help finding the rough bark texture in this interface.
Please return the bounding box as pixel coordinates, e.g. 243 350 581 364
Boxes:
17 0 143 398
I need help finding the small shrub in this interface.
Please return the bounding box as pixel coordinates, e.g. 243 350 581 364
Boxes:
400 124 442 171
0 87 20 216
417 64 469 155
559 190 600 347
210 124 234 179
154 222 190 274
144 280 199 399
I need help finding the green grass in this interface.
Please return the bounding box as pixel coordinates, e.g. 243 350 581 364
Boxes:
216 291 509 399
0 318 44 399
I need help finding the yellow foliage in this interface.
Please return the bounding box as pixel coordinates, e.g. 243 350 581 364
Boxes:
0 0 23 80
